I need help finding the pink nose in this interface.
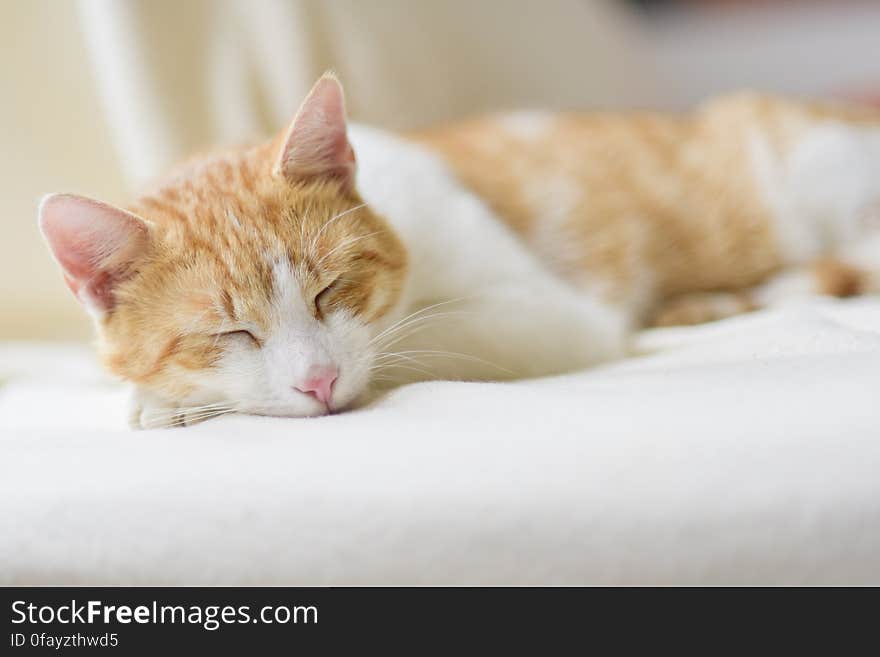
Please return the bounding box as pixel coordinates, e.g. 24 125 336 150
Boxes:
294 364 338 405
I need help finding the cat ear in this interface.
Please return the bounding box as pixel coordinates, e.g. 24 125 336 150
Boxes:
273 73 356 191
38 193 150 316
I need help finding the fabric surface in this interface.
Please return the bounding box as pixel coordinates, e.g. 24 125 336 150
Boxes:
2 297 879 584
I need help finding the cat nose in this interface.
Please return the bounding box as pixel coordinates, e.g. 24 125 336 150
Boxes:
293 364 338 405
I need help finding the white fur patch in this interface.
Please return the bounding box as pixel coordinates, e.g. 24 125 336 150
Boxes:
752 124 880 264
349 124 628 379
749 132 822 263
497 111 554 141
754 269 821 307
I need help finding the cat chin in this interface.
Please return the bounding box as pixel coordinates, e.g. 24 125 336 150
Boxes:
241 404 331 419
237 396 360 419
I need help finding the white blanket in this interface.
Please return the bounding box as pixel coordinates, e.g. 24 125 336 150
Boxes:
2 298 880 584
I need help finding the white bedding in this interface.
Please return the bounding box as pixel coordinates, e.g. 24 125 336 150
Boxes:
2 298 879 585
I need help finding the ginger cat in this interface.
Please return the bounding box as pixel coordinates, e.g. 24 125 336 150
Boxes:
39 74 880 428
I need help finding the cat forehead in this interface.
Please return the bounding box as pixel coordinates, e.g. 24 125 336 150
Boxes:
133 184 358 261
133 144 353 225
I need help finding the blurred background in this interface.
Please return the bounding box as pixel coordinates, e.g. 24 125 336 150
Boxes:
2 0 879 341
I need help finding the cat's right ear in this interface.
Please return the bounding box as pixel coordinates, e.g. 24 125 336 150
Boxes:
38 193 151 316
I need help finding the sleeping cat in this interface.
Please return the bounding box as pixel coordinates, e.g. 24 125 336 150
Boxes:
39 74 880 428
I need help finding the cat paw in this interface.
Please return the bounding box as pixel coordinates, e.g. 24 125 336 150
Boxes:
649 292 754 328
128 388 202 429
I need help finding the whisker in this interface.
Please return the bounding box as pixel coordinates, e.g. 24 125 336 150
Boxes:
314 230 385 268
369 362 436 378
140 403 236 427
369 297 477 347
142 409 235 429
309 202 367 256
370 353 426 368
351 309 479 376
373 311 477 352
376 349 515 375
369 299 461 344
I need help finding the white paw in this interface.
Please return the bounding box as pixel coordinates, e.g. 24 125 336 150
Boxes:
129 389 180 430
128 388 229 429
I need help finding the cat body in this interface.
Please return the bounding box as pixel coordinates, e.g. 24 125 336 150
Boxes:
38 76 880 428
413 94 880 325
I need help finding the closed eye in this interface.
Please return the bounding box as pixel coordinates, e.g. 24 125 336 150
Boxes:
217 329 262 347
314 277 341 318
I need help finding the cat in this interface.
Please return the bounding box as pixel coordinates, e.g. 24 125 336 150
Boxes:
39 73 880 428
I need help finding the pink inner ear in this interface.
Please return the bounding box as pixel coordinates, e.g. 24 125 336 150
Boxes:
274 74 356 188
39 193 149 313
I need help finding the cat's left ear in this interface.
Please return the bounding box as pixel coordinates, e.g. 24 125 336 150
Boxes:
273 73 356 192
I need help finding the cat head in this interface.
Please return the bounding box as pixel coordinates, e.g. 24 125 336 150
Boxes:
39 74 408 423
